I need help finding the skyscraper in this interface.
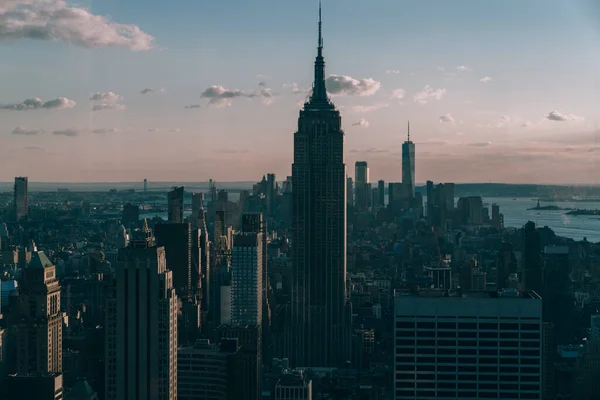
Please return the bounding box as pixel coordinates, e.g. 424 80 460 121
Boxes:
13 251 62 374
290 4 350 367
522 221 542 294
394 289 542 400
14 176 28 221
378 180 385 207
191 192 204 225
402 122 415 197
105 228 178 400
242 213 271 328
155 223 192 299
168 186 184 223
346 177 353 206
231 232 263 326
354 161 370 211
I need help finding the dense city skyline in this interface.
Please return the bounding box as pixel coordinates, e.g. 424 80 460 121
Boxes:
1 0 600 183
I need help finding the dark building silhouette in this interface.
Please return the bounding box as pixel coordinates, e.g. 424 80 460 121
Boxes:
241 213 270 324
378 180 385 207
7 373 64 400
168 186 184 223
12 251 63 374
121 203 139 227
14 176 28 221
402 123 415 197
522 221 542 294
290 4 351 368
216 325 262 400
155 223 192 299
105 228 178 400
354 161 370 211
496 242 517 290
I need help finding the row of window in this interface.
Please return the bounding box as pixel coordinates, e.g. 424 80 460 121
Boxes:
396 346 540 356
396 381 540 391
396 339 540 348
397 330 540 339
395 373 539 382
396 356 540 365
396 321 540 330
395 390 539 399
396 365 540 374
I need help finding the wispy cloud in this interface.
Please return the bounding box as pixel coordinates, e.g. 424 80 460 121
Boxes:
24 146 45 151
200 85 274 107
439 113 455 123
545 110 583 122
385 70 400 74
92 103 126 112
352 103 389 113
1 97 75 110
12 126 43 135
140 88 165 95
216 148 250 154
391 88 406 101
413 85 447 104
456 65 472 72
52 129 79 137
184 104 201 109
480 76 492 83
0 0 155 51
325 75 381 96
90 92 122 102
351 119 370 128
92 128 118 134
469 141 492 147
283 82 309 95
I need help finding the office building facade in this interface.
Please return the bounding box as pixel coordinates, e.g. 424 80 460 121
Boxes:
105 230 178 400
290 4 351 367
231 232 263 326
168 186 184 223
354 161 370 210
155 223 192 299
394 290 542 400
14 176 28 221
402 123 415 197
13 251 63 374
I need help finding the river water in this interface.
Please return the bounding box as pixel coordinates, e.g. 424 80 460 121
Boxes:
484 197 600 242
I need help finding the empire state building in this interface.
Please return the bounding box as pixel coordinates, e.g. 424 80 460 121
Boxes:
290 4 351 367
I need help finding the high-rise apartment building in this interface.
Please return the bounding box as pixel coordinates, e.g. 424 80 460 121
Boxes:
168 186 184 223
402 123 415 197
14 176 28 221
378 180 385 207
394 289 542 400
290 4 351 367
354 161 370 211
522 221 542 294
13 251 62 374
241 213 270 325
155 223 192 299
105 228 178 400
191 193 204 225
231 232 263 326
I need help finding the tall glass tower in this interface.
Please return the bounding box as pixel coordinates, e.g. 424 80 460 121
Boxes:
402 122 415 197
290 3 351 368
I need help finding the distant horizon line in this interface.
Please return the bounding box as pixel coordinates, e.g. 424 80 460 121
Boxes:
1 181 599 187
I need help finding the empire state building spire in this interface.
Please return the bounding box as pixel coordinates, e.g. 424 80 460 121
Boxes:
310 2 328 104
